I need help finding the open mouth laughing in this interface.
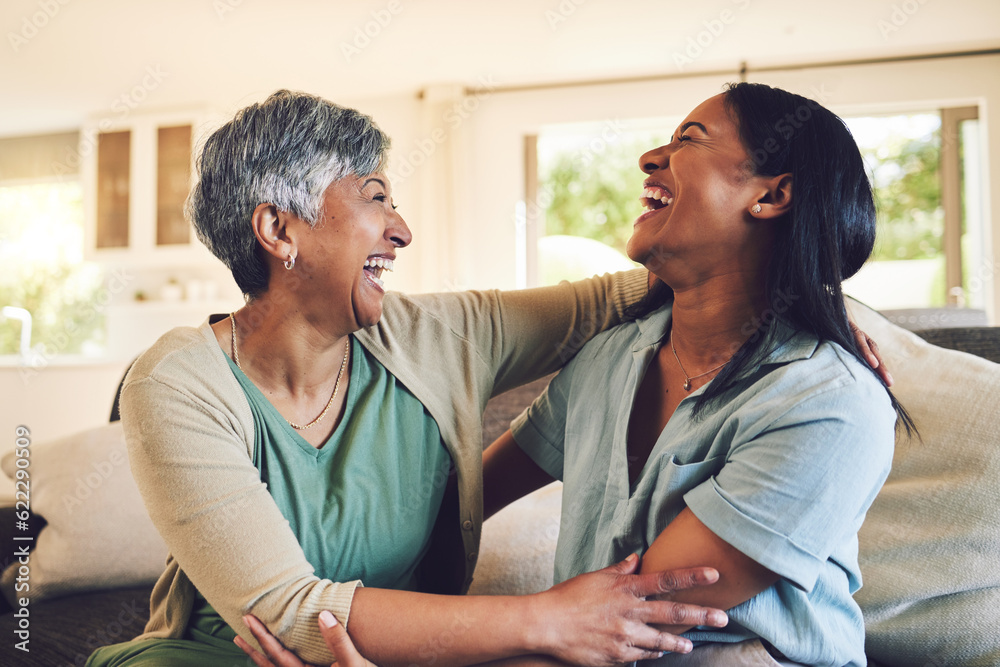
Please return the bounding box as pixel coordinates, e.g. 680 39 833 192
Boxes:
640 184 674 212
363 256 394 291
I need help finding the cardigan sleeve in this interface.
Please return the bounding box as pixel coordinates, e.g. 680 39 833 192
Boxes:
121 363 357 665
401 269 648 398
489 269 648 394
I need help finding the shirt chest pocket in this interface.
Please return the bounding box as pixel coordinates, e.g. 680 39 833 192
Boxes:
642 454 726 543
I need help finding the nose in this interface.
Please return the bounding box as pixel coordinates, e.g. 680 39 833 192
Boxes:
640 144 670 175
387 210 412 248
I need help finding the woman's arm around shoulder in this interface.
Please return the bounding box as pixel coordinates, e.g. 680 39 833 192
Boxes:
391 270 647 395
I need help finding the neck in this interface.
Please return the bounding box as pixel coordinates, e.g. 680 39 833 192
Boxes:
233 291 352 398
666 272 770 371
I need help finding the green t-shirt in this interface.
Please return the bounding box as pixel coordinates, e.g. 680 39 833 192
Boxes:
229 335 452 591
87 336 452 666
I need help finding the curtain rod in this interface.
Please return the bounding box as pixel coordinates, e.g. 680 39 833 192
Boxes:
457 47 1000 97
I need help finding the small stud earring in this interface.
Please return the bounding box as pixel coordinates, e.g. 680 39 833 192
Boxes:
751 204 762 214
284 255 296 270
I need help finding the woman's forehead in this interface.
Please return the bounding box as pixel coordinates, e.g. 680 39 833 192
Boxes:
674 94 734 136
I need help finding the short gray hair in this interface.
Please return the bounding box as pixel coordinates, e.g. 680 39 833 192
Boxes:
186 89 391 298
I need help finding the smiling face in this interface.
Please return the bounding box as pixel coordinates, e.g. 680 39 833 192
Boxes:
627 93 771 286
291 172 411 330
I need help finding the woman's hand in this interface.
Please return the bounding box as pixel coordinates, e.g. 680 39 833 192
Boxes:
236 611 377 667
850 322 893 386
234 556 725 667
528 553 727 666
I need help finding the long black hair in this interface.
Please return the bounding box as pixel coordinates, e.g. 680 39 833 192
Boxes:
629 82 914 435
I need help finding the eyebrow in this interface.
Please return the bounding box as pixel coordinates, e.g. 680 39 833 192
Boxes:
679 121 707 135
361 177 386 190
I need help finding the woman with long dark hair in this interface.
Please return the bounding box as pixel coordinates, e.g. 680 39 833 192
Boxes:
480 82 907 666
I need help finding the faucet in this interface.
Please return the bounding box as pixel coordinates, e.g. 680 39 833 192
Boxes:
1 306 32 359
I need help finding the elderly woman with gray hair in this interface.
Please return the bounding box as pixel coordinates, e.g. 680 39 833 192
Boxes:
85 90 730 667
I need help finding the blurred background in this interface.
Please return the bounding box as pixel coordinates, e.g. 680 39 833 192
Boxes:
1 0 999 491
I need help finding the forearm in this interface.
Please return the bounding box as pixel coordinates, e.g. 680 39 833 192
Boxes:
474 656 570 667
246 557 729 667
347 587 544 667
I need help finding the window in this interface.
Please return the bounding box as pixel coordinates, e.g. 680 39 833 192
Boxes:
528 108 985 315
528 119 672 286
0 132 106 360
841 107 984 311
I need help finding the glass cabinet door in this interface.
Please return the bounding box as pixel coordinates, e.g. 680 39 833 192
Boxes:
156 124 192 246
96 130 130 248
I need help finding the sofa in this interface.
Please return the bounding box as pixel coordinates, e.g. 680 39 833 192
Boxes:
1 299 999 667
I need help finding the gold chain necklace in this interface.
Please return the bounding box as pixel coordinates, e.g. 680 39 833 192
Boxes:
230 312 350 430
670 333 730 391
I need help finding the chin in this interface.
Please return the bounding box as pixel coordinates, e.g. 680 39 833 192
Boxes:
357 303 384 329
625 239 643 263
626 240 655 267
357 312 382 329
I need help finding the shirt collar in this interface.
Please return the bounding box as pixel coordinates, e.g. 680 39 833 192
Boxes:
633 303 674 352
631 303 821 374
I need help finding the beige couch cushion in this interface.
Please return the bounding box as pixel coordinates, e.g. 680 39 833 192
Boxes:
469 482 562 596
847 299 1000 667
0 422 168 605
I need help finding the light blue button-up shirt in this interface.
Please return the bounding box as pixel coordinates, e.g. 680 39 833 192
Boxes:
511 304 896 667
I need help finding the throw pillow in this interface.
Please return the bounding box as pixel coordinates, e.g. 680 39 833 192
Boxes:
847 298 1000 667
0 422 168 606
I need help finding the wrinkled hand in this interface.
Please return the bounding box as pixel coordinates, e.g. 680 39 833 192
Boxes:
236 611 377 667
531 553 727 666
850 322 893 386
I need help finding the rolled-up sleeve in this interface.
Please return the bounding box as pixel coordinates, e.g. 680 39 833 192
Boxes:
684 378 895 593
509 363 578 481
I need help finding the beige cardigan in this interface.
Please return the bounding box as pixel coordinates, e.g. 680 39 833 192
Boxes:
120 271 647 665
